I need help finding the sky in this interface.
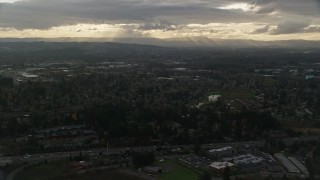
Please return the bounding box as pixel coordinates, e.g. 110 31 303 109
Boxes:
0 0 319 41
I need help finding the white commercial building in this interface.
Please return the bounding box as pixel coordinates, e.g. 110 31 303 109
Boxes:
274 153 300 174
288 157 309 175
210 162 235 173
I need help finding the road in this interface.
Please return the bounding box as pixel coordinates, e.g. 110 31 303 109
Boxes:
3 136 318 180
4 136 320 165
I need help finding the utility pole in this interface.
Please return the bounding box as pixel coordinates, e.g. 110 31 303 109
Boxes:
104 131 109 155
107 141 109 155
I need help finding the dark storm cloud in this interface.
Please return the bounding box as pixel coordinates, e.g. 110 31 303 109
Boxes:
271 21 311 35
0 0 250 29
249 0 320 16
0 0 319 31
249 0 276 13
251 20 320 35
252 21 320 35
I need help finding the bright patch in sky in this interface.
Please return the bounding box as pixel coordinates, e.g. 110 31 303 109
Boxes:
218 3 255 12
0 0 19 2
0 23 319 41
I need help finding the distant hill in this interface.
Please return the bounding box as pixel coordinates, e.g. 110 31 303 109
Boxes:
0 41 166 53
0 40 319 64
0 41 173 63
0 37 319 48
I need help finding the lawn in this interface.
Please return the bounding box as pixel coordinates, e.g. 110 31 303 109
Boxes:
207 88 256 101
15 159 198 180
65 170 145 180
223 88 256 100
208 91 222 96
158 164 198 180
14 161 144 180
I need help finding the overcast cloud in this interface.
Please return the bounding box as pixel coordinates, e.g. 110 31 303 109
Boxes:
0 0 319 39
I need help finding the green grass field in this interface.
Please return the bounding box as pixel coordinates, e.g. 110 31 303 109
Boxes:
14 161 144 180
15 159 198 180
208 91 222 96
66 170 145 180
224 89 256 100
208 88 256 101
158 164 198 180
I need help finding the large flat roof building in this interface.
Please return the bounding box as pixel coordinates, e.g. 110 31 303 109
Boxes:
288 157 309 175
210 162 235 173
274 153 300 174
